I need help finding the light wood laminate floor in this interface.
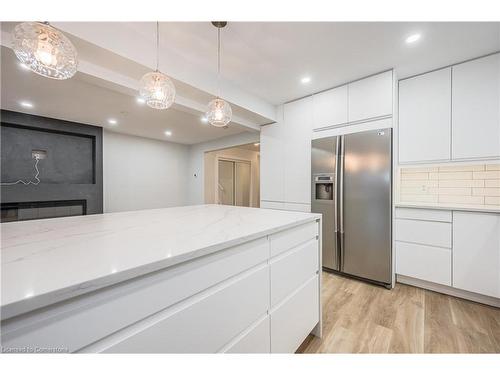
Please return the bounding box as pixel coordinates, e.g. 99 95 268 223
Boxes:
298 272 500 353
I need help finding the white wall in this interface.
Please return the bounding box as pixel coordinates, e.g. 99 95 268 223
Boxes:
204 147 260 207
187 131 260 205
103 131 190 213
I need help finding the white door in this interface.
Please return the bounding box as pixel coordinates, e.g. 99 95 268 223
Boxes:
452 53 500 160
399 68 452 163
218 160 235 205
453 211 500 298
348 70 393 122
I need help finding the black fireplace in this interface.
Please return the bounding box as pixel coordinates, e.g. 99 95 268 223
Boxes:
1 200 87 222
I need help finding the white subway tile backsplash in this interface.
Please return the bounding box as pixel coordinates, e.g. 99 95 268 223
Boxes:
485 180 500 188
438 179 484 188
438 195 485 205
485 164 500 171
401 179 439 188
473 171 500 179
399 162 500 209
438 165 485 172
472 188 500 197
437 171 473 180
403 172 429 180
485 196 500 205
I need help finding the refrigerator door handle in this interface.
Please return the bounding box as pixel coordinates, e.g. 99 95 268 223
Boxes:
339 135 345 271
333 137 340 234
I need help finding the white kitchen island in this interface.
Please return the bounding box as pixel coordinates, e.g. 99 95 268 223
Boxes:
1 205 322 353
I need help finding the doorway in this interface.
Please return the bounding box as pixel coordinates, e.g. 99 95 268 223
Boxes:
204 142 260 207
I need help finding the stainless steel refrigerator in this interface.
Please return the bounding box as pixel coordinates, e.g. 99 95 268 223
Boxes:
311 128 392 287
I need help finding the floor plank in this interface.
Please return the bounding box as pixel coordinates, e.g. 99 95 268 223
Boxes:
298 272 500 353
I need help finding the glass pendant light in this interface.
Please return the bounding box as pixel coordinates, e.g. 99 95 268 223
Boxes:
139 22 176 110
206 22 232 127
12 22 78 80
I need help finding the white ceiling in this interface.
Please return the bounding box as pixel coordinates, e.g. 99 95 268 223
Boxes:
0 47 250 145
152 22 500 104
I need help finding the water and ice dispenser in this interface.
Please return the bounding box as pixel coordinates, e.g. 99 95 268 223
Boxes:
313 174 334 200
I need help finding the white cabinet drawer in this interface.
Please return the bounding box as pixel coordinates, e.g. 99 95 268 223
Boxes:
261 201 285 210
270 238 319 307
223 315 270 353
396 241 451 286
395 219 451 248
1 237 269 353
269 221 318 257
270 275 319 353
102 265 270 353
395 207 452 222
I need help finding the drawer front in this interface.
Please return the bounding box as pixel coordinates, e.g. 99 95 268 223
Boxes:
102 265 270 353
395 207 452 222
270 221 318 258
395 219 451 248
270 238 319 307
1 238 269 353
270 275 319 353
260 201 285 210
283 202 311 213
396 241 451 286
223 315 270 353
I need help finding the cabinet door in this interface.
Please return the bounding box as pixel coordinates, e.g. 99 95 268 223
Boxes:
283 97 312 205
453 212 500 298
348 70 393 122
260 107 285 202
399 68 452 163
452 53 500 160
312 85 348 130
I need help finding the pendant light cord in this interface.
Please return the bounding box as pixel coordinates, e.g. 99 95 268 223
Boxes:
156 21 160 71
217 26 221 97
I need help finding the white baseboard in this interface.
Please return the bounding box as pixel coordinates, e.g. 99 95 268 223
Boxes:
396 274 500 308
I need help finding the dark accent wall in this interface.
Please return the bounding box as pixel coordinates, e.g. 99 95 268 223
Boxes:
0 110 103 215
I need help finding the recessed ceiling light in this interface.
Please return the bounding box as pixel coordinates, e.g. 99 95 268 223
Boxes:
254 143 260 147
19 101 33 108
136 97 146 104
19 63 30 70
108 119 117 125
301 76 311 84
200 116 208 123
165 130 172 136
405 33 421 44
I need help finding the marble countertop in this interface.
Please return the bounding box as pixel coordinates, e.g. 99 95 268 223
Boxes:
395 202 500 214
1 205 321 320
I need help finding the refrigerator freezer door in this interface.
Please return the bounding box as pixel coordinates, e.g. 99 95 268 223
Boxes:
341 128 392 284
311 137 339 271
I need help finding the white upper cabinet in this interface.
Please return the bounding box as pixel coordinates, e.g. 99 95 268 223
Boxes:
452 53 500 160
398 68 452 163
348 70 393 122
453 212 500 298
312 85 348 130
283 97 312 206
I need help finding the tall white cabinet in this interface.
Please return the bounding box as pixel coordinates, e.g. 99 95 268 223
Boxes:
398 52 500 164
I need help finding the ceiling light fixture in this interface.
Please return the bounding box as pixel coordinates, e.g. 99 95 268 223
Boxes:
19 101 33 108
139 22 176 110
136 97 146 104
405 33 421 44
164 130 172 136
301 76 311 84
254 143 260 147
108 119 117 125
12 22 78 80
200 116 208 123
206 22 232 128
